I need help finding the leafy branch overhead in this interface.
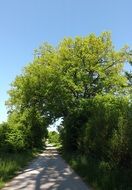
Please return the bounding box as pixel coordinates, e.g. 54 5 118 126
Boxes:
7 32 131 120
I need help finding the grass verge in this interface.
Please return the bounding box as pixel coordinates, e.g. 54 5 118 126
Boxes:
0 147 45 189
60 150 132 190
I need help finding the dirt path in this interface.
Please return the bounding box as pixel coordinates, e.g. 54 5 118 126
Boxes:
2 145 91 190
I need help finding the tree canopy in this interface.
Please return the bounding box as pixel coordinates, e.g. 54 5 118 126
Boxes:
7 32 131 121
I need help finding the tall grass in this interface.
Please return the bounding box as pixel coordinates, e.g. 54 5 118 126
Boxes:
61 150 132 190
0 148 44 189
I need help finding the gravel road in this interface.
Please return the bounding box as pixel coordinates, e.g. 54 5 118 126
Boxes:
2 145 91 190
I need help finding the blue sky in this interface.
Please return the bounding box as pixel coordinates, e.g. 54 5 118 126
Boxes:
0 0 132 122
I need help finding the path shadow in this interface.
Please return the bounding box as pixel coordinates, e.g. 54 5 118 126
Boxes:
2 146 91 190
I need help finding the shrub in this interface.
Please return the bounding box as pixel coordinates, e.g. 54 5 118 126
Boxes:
48 131 60 145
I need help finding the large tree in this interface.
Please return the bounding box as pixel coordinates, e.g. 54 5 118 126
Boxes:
7 32 129 116
6 32 131 150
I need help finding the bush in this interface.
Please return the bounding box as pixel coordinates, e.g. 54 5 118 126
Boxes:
3 109 48 152
0 122 9 151
60 94 132 170
6 123 27 151
48 131 60 145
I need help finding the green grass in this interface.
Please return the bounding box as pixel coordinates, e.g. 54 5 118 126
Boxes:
0 147 44 189
60 150 132 190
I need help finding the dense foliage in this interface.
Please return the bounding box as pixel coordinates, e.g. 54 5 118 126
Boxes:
48 131 60 145
0 32 132 189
